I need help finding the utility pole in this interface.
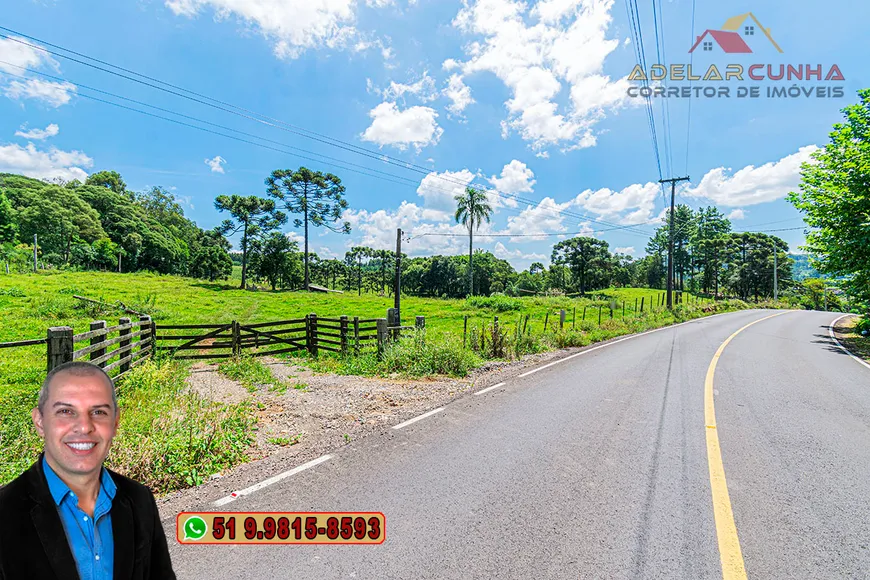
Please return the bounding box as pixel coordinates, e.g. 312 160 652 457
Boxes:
659 176 690 309
33 234 37 273
118 252 122 273
773 243 778 301
394 228 402 327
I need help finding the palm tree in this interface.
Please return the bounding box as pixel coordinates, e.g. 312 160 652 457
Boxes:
454 186 493 296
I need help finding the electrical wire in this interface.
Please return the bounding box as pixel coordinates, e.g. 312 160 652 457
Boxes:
0 28 659 237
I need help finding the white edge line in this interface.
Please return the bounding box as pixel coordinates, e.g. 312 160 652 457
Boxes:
828 314 870 371
211 454 333 506
475 382 506 396
517 311 737 378
392 407 444 430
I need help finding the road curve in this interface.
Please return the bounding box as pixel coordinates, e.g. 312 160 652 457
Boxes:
168 310 870 579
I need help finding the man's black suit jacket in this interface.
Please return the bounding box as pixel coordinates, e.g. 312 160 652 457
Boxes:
0 456 176 580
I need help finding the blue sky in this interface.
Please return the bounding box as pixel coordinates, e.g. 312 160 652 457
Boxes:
1 0 867 269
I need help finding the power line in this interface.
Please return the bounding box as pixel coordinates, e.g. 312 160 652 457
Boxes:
0 28 659 238
684 0 696 175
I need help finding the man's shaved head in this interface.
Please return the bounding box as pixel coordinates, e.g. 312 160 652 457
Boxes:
38 362 117 415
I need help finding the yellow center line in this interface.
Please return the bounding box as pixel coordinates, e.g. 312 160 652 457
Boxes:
705 311 790 580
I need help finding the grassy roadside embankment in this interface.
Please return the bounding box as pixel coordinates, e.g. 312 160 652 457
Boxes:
0 271 769 490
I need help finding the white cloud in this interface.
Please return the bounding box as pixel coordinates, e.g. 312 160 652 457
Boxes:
571 181 660 225
0 36 60 74
727 209 745 220
416 168 476 213
685 146 818 207
614 246 635 255
503 197 571 241
15 123 59 140
344 201 472 255
444 73 475 116
318 246 339 258
205 155 227 173
377 71 438 102
165 0 396 60
450 0 630 153
0 37 77 108
361 101 443 151
0 142 93 182
4 78 76 107
488 159 535 198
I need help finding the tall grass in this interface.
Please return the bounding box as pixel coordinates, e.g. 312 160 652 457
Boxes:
0 358 255 492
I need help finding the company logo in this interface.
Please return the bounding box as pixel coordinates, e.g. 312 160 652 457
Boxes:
626 11 845 100
689 12 783 54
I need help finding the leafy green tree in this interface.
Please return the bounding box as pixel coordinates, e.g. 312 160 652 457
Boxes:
552 236 611 295
788 89 870 313
215 195 286 289
190 246 233 281
266 167 351 291
455 186 493 296
86 171 128 196
92 238 123 270
692 206 732 293
0 190 17 244
251 232 301 290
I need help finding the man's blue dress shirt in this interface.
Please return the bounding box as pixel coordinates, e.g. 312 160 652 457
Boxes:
43 456 116 580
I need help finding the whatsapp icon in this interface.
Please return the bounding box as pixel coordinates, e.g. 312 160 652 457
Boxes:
183 516 208 541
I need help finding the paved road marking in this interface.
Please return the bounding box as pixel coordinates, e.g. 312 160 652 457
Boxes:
828 314 870 371
392 408 444 430
212 455 332 506
518 311 735 378
705 311 789 580
475 382 506 396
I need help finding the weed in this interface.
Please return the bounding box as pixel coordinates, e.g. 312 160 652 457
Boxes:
343 433 351 443
268 434 302 447
218 355 286 394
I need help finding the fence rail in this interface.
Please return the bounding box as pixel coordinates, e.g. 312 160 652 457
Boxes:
2 310 426 373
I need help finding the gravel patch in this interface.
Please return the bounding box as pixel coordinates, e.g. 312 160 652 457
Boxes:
157 346 582 519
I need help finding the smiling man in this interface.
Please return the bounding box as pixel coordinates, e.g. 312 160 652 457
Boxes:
0 361 176 580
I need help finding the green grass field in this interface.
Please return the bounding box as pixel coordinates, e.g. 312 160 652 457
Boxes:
0 270 744 490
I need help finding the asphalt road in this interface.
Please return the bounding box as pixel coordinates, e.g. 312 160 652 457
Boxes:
168 310 870 579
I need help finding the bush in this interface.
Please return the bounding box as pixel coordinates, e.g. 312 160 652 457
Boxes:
856 316 870 335
109 359 255 493
466 294 522 312
380 334 482 377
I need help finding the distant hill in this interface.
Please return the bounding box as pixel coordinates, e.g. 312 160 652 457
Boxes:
789 254 821 281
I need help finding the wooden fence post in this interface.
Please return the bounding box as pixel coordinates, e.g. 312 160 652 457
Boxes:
47 326 73 373
307 313 318 357
415 316 425 347
149 318 156 358
622 301 625 318
635 297 638 314
598 305 603 326
353 316 360 354
376 318 388 359
90 320 107 368
559 310 565 330
340 315 349 355
572 307 576 330
387 308 398 340
610 305 614 319
118 318 131 374
232 320 240 356
544 311 550 332
463 315 469 347
523 314 530 335
641 297 645 313
582 305 587 321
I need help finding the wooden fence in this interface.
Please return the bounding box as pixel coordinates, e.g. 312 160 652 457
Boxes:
154 313 412 361
39 316 154 381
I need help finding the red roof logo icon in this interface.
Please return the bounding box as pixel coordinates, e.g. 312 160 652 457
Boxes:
688 12 783 54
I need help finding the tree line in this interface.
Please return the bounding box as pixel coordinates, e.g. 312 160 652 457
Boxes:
0 164 817 306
